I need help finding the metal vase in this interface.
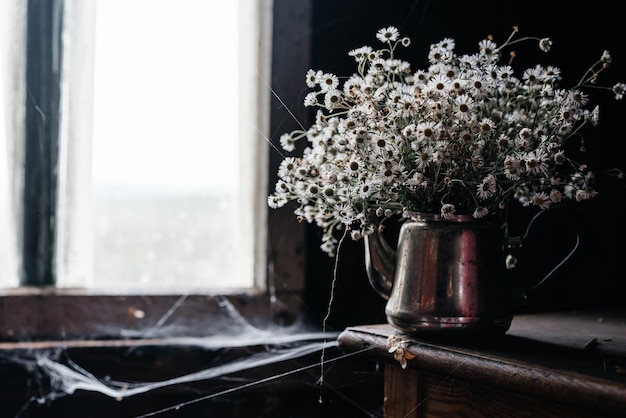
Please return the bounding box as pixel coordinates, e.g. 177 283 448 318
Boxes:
365 213 512 336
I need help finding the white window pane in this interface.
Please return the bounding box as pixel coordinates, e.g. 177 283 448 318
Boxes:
0 75 19 287
89 0 255 289
0 0 25 288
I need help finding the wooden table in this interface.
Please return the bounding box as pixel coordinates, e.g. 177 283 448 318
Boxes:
338 308 626 418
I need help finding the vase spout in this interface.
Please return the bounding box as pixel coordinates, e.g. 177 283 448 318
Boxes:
364 228 396 300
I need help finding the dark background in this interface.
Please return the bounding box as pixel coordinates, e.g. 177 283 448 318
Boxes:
299 0 626 331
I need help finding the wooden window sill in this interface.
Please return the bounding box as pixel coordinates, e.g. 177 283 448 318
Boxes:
0 289 304 340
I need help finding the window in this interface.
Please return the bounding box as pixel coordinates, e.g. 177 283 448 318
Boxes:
0 0 310 340
0 0 271 289
88 0 266 289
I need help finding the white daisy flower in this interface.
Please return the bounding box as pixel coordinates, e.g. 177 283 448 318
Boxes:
440 204 456 219
376 26 400 43
539 38 552 52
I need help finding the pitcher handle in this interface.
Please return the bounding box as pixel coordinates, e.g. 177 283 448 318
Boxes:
506 204 589 304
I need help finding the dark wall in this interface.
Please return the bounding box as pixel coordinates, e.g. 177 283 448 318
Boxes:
303 0 626 330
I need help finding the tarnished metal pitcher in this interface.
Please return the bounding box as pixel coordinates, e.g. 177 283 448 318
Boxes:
365 210 582 336
366 213 511 336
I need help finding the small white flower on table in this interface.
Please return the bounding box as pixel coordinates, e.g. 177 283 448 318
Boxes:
386 334 416 369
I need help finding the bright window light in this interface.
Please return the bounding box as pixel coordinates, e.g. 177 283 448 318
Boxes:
88 0 264 289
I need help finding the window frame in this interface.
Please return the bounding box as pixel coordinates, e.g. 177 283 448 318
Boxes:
0 0 312 342
21 0 62 286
